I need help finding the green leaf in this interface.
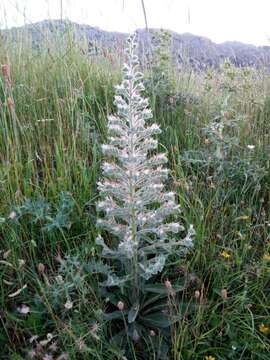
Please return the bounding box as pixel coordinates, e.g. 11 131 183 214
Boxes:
141 312 171 328
143 293 167 309
149 336 170 360
142 312 181 328
144 284 167 294
102 310 127 321
128 302 140 323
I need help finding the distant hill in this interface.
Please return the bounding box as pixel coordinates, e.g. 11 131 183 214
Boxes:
1 19 270 69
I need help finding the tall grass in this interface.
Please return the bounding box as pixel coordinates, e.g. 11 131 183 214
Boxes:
0 25 270 359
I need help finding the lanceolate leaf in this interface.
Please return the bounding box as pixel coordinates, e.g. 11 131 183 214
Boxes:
141 312 172 328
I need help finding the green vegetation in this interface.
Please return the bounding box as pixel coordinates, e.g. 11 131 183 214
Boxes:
0 28 270 360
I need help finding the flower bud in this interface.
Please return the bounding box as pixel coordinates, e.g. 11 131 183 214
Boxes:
117 301 124 311
37 263 45 273
7 97 15 108
1 64 10 79
164 279 172 290
194 290 200 299
8 211 17 220
221 288 228 300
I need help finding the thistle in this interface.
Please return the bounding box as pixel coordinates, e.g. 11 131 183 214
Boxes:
95 33 194 352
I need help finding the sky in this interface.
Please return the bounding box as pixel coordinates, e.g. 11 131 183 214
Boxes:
0 0 269 46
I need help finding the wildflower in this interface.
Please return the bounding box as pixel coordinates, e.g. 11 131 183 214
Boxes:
18 259 25 266
149 330 156 337
205 356 216 360
164 279 175 296
194 290 200 299
17 304 30 314
48 341 58 352
221 288 228 300
8 211 17 220
117 301 124 311
220 250 231 259
37 263 45 273
7 97 15 108
247 145 255 150
77 339 86 350
1 64 10 78
55 253 62 262
164 279 172 290
259 323 269 334
39 333 54 347
96 32 194 294
3 249 11 259
64 300 73 310
89 322 101 341
1 64 11 87
55 275 64 284
15 189 22 200
29 335 38 343
263 253 270 261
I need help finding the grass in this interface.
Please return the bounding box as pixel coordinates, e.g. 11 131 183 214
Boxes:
0 27 270 359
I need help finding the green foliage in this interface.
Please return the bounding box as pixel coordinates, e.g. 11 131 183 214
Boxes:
14 192 75 231
145 29 175 109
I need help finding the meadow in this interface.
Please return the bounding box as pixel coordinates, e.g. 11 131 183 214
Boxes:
0 27 270 359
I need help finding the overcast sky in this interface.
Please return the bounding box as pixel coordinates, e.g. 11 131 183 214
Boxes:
0 0 269 45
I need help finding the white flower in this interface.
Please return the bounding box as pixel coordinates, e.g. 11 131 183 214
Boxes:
18 259 25 267
247 145 255 150
55 275 64 284
64 300 73 310
8 211 17 220
17 304 30 314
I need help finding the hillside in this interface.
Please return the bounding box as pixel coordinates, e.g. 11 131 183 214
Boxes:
1 19 270 69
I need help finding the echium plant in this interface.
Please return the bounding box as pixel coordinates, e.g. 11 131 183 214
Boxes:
95 33 194 356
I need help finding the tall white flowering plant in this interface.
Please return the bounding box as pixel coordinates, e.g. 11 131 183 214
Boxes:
95 33 194 355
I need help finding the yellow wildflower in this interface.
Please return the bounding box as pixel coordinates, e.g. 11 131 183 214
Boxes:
259 323 269 334
263 253 270 261
220 250 231 259
205 356 216 360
